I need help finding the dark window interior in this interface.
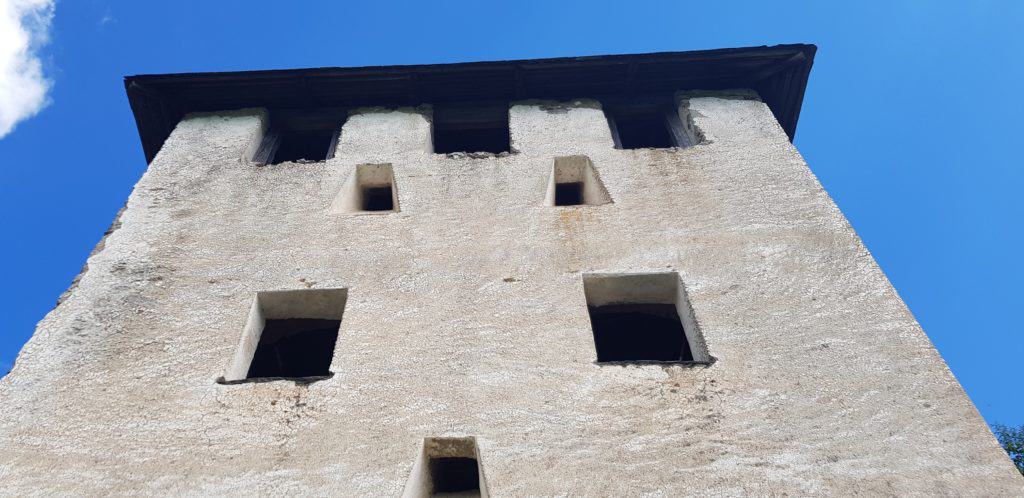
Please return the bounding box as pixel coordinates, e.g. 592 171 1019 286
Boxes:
362 186 394 211
554 182 584 206
271 129 335 164
433 102 510 154
247 318 341 378
254 109 344 165
614 114 674 149
429 457 481 495
587 303 693 362
605 98 686 150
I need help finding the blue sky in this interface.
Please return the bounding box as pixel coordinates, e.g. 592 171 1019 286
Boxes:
0 1 1020 427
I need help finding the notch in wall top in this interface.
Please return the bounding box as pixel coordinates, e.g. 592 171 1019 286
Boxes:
330 163 400 214
252 108 345 165
402 436 488 498
432 101 510 154
545 155 612 207
604 96 701 149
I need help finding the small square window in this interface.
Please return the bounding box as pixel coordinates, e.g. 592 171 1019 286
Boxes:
404 437 487 498
545 155 612 207
432 102 510 154
583 272 710 364
330 163 399 214
220 288 347 383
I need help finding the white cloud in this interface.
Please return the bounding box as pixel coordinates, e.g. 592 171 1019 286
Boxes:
0 0 55 139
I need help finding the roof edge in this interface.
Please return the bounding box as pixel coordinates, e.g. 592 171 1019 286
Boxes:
125 44 816 163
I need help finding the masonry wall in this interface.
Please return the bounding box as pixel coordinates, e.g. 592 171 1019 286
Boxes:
0 92 1019 495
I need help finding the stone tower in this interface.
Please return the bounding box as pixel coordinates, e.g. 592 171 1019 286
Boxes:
1 45 1020 495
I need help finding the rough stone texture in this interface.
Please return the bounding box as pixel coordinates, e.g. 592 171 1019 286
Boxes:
0 93 1020 496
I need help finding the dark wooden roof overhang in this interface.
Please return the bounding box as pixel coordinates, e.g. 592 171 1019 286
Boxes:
124 44 816 163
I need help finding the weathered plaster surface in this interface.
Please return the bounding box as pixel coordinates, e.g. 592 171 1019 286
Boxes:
0 95 1020 496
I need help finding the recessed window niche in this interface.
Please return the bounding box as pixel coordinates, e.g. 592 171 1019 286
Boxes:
583 272 710 364
219 288 347 383
545 155 612 207
402 437 488 498
330 163 399 214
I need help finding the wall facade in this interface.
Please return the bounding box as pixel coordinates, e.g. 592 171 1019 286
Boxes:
0 92 1019 495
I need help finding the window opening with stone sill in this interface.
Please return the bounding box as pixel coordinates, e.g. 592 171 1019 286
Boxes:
220 288 347 383
583 272 710 364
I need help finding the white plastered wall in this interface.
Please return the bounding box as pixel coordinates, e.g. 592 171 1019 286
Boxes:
0 95 1020 495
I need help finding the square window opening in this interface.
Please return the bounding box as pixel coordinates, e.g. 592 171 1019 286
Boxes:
545 155 612 207
583 272 710 364
220 288 347 383
432 102 510 154
403 436 488 498
330 163 399 214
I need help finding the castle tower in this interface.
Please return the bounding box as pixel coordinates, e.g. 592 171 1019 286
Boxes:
1 45 1019 495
